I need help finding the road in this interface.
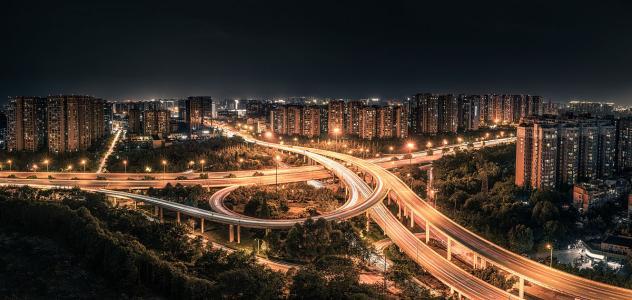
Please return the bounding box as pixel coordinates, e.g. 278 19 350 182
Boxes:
97 129 123 173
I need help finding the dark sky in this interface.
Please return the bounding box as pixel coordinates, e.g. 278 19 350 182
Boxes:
2 1 632 103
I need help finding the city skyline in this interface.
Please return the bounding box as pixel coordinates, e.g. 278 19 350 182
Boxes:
3 1 632 104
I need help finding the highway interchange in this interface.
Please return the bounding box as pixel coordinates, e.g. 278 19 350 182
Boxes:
2 128 631 299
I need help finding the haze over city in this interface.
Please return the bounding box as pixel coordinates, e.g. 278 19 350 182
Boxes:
3 1 632 103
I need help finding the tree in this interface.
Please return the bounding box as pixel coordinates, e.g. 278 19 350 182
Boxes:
507 224 534 253
289 269 328 299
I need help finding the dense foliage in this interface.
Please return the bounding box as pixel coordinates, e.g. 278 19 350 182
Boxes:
432 144 578 251
107 136 279 172
147 183 215 211
225 183 344 219
265 218 373 263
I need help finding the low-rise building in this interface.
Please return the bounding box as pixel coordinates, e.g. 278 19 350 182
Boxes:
572 179 630 211
601 235 632 256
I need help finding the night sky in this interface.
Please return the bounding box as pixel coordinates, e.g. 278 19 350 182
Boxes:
2 1 632 103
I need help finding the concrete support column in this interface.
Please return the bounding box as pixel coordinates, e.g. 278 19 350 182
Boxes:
159 207 164 223
425 221 430 243
236 225 241 244
154 206 159 216
176 212 181 224
410 210 414 228
473 253 478 269
397 202 402 219
200 218 205 233
365 211 371 232
447 238 452 261
518 276 525 299
133 201 137 210
229 225 235 242
480 258 487 268
387 193 391 205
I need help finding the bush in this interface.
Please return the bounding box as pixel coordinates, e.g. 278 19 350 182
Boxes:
224 173 236 179
199 173 208 179
175 176 188 180
253 171 265 176
26 175 37 179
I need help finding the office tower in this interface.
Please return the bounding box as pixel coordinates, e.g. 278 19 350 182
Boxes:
270 105 287 135
617 118 632 172
127 108 142 134
393 104 408 139
143 109 170 137
376 105 394 138
302 106 321 137
345 100 363 135
558 125 580 186
328 100 344 136
7 96 46 152
530 123 559 189
286 105 302 136
359 106 376 140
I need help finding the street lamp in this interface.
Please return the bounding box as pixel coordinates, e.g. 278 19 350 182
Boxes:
407 173 412 188
188 160 194 170
162 160 167 179
457 137 463 144
238 158 244 170
442 139 448 146
333 127 341 144
32 164 39 172
81 159 87 172
7 160 12 172
546 244 553 268
200 159 206 172
145 166 152 172
123 160 128 173
265 131 273 139
67 165 73 172
274 155 282 195
406 142 415 165
43 159 49 172
388 146 394 154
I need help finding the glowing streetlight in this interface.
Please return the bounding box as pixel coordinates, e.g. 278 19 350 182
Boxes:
457 137 463 143
145 166 152 172
67 164 73 172
81 159 87 172
388 146 394 153
407 142 415 165
274 155 282 193
123 160 128 173
426 141 433 148
162 160 167 179
546 244 553 268
442 139 448 146
43 159 50 172
407 173 412 188
7 160 12 171
265 131 273 139
32 164 39 172
200 159 206 172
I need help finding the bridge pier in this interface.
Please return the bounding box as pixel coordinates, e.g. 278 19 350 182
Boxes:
447 238 452 261
397 202 402 219
200 218 205 233
425 220 430 243
159 207 164 223
518 276 525 299
176 212 181 224
229 225 234 242
365 211 371 232
237 225 241 244
154 206 159 216
409 210 414 228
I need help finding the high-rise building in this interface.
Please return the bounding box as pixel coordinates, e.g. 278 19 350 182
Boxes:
393 104 408 139
47 95 104 153
516 118 617 190
143 109 170 137
345 100 363 135
617 118 632 172
7 96 47 152
127 108 142 134
270 105 287 135
376 106 394 138
359 106 377 140
457 94 480 131
185 96 213 132
328 100 344 136
410 93 457 135
567 101 614 117
286 105 302 136
302 106 321 137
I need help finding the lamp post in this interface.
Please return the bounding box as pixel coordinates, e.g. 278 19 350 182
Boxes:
389 146 394 154
238 158 244 170
200 159 206 173
407 142 415 166
162 160 167 179
7 160 12 172
546 244 553 268
275 155 281 195
43 159 49 172
33 164 38 172
81 159 86 172
123 160 127 173
188 160 194 171
407 173 412 188
67 165 73 172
